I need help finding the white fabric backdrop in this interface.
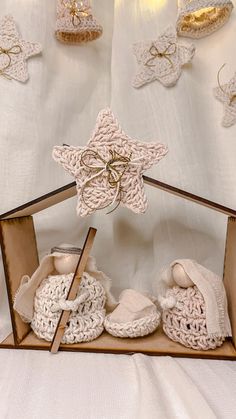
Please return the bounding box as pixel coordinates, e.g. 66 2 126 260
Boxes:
1 0 236 418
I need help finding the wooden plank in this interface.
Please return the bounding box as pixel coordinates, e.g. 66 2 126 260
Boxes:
0 182 76 220
50 227 97 354
0 217 39 344
223 217 236 347
0 333 15 348
143 176 236 217
13 330 236 360
1 177 236 220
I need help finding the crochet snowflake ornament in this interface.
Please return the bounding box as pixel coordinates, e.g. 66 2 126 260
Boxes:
53 108 168 217
132 26 195 88
0 15 42 82
214 72 236 127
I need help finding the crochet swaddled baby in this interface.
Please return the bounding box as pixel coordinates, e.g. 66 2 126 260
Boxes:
14 245 116 344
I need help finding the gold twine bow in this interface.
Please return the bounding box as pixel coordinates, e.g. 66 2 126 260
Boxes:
217 64 236 106
62 0 91 27
80 149 132 214
145 42 177 69
0 45 22 79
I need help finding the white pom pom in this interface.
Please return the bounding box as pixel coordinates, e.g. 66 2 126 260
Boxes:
158 295 176 310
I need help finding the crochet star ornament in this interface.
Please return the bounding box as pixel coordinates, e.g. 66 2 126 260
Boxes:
214 72 236 127
132 26 195 88
0 15 42 82
53 109 168 217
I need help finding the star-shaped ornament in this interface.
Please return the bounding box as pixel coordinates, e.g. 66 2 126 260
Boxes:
53 109 168 217
132 26 195 88
214 70 236 127
0 15 42 82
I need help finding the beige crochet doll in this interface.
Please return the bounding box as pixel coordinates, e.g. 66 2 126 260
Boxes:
158 259 232 350
14 245 116 344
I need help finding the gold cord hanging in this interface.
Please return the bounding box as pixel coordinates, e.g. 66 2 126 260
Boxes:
145 42 177 69
62 0 91 27
80 149 132 214
217 64 236 106
0 45 22 79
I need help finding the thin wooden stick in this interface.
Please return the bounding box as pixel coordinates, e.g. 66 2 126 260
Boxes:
50 227 97 354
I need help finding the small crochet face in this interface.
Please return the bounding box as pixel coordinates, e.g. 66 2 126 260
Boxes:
54 253 79 274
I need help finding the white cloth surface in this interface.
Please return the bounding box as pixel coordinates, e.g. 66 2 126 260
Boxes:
0 0 236 418
1 350 236 419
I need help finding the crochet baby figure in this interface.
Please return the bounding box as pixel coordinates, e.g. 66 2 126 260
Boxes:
158 260 232 350
14 245 116 344
104 289 161 338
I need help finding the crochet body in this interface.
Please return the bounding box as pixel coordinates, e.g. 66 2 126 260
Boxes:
31 272 106 344
162 286 225 350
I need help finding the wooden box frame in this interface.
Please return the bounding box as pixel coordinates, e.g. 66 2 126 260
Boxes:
1 176 236 359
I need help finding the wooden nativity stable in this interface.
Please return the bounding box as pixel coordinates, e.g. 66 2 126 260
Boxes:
0 175 236 359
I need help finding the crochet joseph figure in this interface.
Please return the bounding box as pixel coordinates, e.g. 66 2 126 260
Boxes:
14 245 116 344
132 26 195 88
55 0 103 44
104 289 161 338
53 108 168 217
158 259 232 351
176 0 233 39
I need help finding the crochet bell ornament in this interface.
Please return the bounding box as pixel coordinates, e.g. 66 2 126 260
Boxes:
176 0 234 39
55 0 103 44
104 289 161 338
14 245 116 344
158 259 232 351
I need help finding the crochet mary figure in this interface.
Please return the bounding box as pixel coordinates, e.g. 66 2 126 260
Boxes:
158 259 232 350
14 245 116 344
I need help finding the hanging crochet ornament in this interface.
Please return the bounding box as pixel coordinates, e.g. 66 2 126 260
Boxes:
14 245 116 344
0 15 42 82
159 259 232 350
176 0 234 39
214 65 236 127
104 289 161 338
132 26 195 88
53 108 168 217
55 0 103 44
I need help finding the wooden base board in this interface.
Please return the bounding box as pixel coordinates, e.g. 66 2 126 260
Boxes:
1 330 236 360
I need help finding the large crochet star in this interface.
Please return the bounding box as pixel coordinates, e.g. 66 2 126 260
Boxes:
0 15 42 82
132 26 195 88
214 72 236 127
53 108 168 217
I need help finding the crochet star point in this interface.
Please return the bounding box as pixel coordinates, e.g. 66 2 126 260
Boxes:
132 26 195 88
0 15 42 82
214 72 236 127
53 108 168 216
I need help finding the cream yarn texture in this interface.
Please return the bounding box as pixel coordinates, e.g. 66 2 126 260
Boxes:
214 71 236 127
104 289 161 338
132 26 195 88
31 272 106 344
55 0 103 44
176 0 233 39
53 108 168 216
162 286 225 350
0 15 42 82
